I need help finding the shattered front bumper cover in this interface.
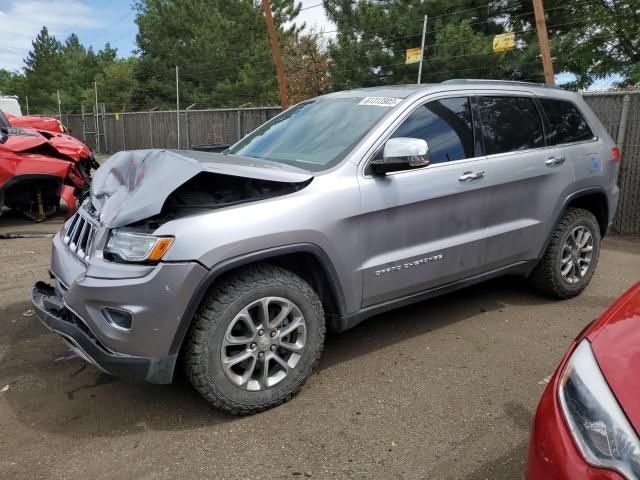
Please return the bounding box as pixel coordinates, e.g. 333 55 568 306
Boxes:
31 281 169 383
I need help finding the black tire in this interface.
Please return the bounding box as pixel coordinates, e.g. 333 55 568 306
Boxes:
184 264 325 415
529 207 601 299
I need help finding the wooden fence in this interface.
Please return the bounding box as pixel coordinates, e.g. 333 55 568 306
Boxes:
583 92 640 234
63 107 281 153
61 92 640 234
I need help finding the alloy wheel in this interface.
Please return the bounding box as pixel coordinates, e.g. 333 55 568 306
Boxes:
221 297 306 391
560 225 594 285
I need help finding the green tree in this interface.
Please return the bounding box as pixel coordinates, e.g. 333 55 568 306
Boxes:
23 26 64 113
83 57 138 111
506 0 640 89
323 0 534 89
132 0 302 109
0 70 27 111
282 32 330 103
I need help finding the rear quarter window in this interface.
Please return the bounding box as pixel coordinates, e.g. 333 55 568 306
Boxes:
478 96 544 155
539 98 595 145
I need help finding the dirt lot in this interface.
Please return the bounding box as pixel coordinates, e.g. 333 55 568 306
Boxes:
0 210 639 480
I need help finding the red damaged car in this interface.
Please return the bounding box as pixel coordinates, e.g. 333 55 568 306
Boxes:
528 281 640 480
5 111 66 133
0 109 97 221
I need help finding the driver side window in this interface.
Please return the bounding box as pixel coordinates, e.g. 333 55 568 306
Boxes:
391 97 476 164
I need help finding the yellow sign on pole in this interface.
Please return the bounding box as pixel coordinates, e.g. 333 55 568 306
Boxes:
493 33 516 52
406 47 422 64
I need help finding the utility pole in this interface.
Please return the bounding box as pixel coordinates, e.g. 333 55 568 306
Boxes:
94 81 98 113
25 96 29 115
57 90 62 120
532 0 555 85
176 66 180 149
417 15 428 85
262 0 288 109
94 81 100 150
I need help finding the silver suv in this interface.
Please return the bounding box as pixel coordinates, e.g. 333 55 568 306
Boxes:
32 80 620 414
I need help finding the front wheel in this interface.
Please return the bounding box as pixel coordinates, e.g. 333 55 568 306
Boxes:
184 264 325 415
529 207 601 299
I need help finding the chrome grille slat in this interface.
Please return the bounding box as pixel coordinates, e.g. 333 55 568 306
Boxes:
62 207 98 262
77 222 89 257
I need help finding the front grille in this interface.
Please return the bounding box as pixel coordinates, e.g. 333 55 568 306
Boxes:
63 208 98 261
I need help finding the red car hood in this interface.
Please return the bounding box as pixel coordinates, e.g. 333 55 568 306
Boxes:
0 127 89 161
6 112 63 133
587 282 640 430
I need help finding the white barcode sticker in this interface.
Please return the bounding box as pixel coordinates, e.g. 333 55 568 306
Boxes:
358 96 403 107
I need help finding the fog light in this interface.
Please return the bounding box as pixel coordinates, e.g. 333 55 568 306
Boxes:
102 307 133 331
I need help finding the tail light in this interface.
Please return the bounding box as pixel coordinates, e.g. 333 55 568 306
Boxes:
612 146 621 163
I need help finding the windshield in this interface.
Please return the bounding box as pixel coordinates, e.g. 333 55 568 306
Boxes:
227 97 399 171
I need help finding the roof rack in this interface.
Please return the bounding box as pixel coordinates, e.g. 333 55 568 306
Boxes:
441 79 558 89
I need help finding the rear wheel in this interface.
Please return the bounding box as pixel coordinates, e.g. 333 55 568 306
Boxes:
184 264 325 415
529 207 601 299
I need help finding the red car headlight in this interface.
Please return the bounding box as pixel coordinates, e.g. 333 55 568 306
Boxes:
559 339 640 479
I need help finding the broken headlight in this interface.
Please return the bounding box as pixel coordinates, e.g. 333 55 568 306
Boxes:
559 339 640 479
105 230 173 263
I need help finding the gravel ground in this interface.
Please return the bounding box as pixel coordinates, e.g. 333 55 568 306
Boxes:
0 211 639 480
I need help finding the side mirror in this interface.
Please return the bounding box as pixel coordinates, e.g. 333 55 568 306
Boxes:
370 137 431 175
0 128 8 144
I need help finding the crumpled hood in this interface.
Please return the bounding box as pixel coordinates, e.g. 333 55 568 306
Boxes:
91 149 313 227
0 127 89 161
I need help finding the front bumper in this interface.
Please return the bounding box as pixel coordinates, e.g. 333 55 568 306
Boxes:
34 227 209 383
32 281 167 382
527 357 625 480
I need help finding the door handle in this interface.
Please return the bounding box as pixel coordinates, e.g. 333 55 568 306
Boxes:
458 171 485 182
545 156 566 166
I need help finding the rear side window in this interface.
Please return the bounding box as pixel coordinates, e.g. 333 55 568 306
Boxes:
478 96 544 155
539 98 594 145
391 97 475 164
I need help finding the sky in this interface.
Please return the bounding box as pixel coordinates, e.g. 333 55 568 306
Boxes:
0 0 617 89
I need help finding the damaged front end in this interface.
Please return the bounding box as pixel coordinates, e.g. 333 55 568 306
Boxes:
31 149 313 382
90 149 313 231
0 119 97 222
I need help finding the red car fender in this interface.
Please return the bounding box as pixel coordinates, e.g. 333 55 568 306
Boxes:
0 152 72 180
60 185 78 217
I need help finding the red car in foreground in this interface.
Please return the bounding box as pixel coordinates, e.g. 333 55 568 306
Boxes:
0 109 97 221
528 281 640 480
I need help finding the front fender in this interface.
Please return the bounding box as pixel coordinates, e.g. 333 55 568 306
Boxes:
167 243 347 356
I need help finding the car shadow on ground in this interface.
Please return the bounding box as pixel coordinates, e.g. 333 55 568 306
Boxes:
318 275 551 371
1 274 550 440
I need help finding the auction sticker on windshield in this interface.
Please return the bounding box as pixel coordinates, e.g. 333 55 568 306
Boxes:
358 97 403 107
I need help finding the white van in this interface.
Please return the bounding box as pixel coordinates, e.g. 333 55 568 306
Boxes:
0 96 22 116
